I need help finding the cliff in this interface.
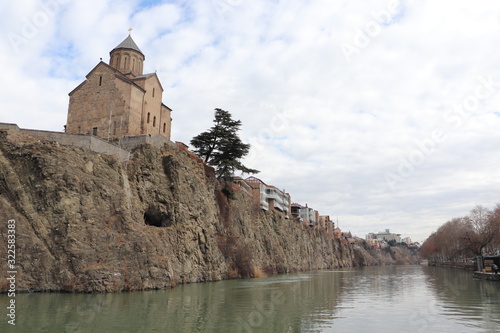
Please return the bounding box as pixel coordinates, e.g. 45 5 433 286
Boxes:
0 129 417 292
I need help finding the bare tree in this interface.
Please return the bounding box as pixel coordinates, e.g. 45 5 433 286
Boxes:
421 203 500 261
460 205 496 256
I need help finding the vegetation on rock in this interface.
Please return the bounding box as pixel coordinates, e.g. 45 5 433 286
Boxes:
190 108 259 179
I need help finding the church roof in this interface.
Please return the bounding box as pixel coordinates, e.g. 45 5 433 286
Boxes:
112 35 144 57
132 73 155 80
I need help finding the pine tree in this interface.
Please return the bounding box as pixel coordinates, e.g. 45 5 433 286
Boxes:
190 108 259 179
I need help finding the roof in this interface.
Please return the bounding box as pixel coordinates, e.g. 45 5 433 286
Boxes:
111 35 144 57
131 72 165 92
132 73 155 80
68 61 146 96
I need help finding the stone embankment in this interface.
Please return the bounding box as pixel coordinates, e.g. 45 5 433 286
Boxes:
428 262 475 270
0 129 418 292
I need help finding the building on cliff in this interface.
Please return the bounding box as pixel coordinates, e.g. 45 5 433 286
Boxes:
292 203 319 227
366 229 402 243
66 33 172 141
245 176 291 218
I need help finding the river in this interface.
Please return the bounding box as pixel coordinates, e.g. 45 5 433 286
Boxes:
1 265 499 332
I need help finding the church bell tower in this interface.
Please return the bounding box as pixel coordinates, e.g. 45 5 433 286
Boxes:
109 31 145 78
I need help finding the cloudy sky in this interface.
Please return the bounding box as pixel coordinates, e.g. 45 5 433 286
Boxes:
2 0 500 242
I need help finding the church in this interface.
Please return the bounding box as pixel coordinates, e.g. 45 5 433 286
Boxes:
66 33 172 141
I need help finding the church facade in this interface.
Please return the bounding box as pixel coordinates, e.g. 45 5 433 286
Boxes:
66 34 172 141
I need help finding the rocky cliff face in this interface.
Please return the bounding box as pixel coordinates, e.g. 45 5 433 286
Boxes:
0 130 417 292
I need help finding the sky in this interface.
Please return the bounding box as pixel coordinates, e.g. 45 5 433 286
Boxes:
2 0 500 242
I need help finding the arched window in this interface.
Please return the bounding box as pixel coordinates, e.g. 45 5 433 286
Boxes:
132 58 135 71
124 57 128 69
99 76 103 86
163 123 166 133
152 88 155 97
153 116 156 127
147 112 150 123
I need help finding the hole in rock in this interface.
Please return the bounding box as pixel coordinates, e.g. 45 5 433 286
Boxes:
144 206 172 227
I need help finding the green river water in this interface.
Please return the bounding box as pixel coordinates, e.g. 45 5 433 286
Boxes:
1 265 499 332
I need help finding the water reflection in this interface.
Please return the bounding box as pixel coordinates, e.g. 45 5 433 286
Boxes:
424 267 500 332
1 266 499 333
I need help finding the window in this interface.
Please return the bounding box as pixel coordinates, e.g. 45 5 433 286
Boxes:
152 88 155 97
92 127 98 136
99 76 103 86
163 123 166 133
124 57 127 68
147 112 150 123
153 116 156 127
132 58 135 71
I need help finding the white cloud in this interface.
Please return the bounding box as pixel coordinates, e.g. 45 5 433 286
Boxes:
1 0 500 242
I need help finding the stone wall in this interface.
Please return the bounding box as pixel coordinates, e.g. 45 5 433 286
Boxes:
0 123 130 161
119 134 172 150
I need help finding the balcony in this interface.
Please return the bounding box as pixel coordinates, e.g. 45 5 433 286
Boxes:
260 200 269 211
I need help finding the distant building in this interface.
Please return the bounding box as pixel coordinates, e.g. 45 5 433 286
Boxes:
402 236 412 244
366 229 402 243
245 176 291 217
66 34 172 141
299 204 318 226
232 177 253 195
366 238 381 248
333 228 342 240
290 203 302 222
319 215 334 234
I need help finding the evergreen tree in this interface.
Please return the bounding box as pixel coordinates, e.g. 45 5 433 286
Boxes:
191 108 259 179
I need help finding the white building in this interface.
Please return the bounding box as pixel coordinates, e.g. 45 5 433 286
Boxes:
299 205 318 226
245 177 291 217
366 229 402 243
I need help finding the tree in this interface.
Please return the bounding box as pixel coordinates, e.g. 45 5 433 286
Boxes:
422 204 500 262
190 108 259 179
460 205 497 256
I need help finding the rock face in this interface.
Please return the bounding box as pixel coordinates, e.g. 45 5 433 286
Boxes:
0 130 417 293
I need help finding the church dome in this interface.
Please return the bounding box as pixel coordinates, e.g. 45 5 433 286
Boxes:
109 34 145 77
111 35 145 58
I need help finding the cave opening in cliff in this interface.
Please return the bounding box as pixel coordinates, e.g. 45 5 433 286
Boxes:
144 205 172 227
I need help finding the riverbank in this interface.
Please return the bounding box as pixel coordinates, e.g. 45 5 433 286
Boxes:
0 130 418 293
428 262 475 270
473 272 500 281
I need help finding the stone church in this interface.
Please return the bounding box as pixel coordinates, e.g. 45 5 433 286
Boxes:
66 34 172 141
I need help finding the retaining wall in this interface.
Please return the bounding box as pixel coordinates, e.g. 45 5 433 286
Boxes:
0 123 130 161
